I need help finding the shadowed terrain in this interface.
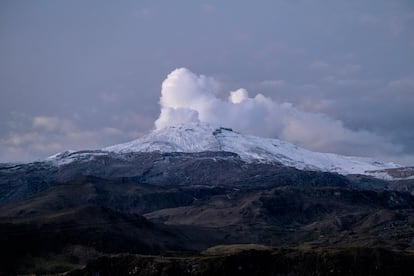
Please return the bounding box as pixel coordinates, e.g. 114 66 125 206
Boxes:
1 152 413 274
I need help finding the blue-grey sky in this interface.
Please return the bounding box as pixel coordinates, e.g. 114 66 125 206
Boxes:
1 0 414 164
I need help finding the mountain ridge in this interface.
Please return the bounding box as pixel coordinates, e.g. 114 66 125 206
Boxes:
102 122 400 178
2 124 414 274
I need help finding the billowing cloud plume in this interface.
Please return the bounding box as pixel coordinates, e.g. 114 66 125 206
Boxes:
155 68 402 158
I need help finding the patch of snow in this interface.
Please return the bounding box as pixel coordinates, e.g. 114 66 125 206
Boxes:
103 122 401 178
47 150 108 166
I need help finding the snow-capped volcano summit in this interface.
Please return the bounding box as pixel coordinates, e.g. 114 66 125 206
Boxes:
103 123 400 177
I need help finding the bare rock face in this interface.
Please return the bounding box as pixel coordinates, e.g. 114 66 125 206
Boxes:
373 167 414 179
0 151 352 204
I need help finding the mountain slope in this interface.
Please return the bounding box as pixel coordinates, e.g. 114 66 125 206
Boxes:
1 123 413 275
104 123 400 177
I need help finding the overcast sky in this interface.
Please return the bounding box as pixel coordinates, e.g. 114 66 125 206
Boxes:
1 0 414 165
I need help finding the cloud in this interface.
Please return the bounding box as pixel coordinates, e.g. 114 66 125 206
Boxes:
0 116 129 162
228 89 249 104
358 12 414 36
388 75 414 91
200 3 214 13
32 116 75 133
309 61 330 70
100 92 119 104
155 68 404 160
259 80 286 88
389 16 403 36
359 14 378 25
309 61 361 76
0 110 156 163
